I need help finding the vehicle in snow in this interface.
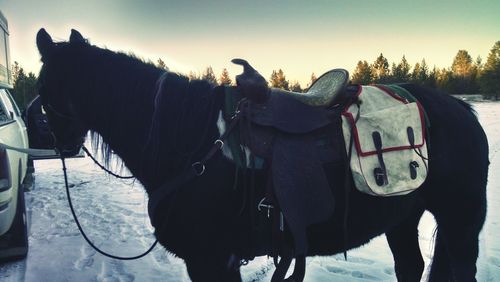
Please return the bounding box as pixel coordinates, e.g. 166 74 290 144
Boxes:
0 9 30 261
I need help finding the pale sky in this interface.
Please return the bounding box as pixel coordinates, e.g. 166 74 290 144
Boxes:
1 0 499 86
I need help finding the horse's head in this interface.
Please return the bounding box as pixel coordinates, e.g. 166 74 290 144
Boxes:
36 28 89 157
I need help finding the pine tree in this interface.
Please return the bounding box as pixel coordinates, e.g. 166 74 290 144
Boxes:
469 56 482 93
371 53 390 83
392 56 411 82
479 41 500 99
156 58 168 70
351 60 373 84
307 73 317 88
451 50 473 77
450 50 478 93
475 56 483 71
270 69 289 90
219 68 232 85
425 66 438 88
10 64 38 111
436 68 453 92
290 81 303 92
188 71 200 81
202 66 217 84
412 59 429 83
420 59 429 81
412 62 422 82
12 61 21 83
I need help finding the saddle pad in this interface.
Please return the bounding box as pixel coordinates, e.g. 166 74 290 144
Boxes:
341 85 428 196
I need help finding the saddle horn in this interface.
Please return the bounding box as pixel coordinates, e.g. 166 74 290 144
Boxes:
231 58 257 74
232 58 270 103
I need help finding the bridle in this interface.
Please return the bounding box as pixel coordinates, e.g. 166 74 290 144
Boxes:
41 102 83 158
43 102 78 121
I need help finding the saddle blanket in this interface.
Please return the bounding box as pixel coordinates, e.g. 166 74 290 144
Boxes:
341 85 429 196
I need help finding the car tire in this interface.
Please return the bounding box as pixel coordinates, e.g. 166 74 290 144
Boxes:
0 160 29 261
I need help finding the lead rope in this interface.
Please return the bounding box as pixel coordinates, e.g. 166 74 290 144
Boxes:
61 157 159 260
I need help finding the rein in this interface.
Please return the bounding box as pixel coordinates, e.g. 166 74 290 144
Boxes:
60 152 159 260
81 146 134 179
61 157 158 259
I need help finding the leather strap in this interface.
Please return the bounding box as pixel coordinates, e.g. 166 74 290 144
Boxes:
0 142 58 157
148 112 242 225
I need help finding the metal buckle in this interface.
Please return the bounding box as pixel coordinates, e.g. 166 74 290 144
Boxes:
257 197 274 218
192 162 206 176
214 139 224 149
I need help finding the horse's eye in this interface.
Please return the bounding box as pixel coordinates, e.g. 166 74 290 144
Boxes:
41 105 47 115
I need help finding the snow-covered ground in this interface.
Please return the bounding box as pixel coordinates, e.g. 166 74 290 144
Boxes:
1 101 499 282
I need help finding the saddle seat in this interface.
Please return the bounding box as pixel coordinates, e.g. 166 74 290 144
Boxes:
277 68 349 107
240 68 349 134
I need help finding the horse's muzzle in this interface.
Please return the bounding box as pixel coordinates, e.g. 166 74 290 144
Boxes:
56 138 84 158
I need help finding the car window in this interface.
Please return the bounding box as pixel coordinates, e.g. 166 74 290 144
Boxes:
0 32 7 80
0 89 13 124
3 89 20 116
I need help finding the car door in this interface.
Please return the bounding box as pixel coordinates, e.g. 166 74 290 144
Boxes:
0 89 28 182
0 89 27 234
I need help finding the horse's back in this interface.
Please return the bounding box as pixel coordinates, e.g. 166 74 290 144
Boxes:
400 84 488 218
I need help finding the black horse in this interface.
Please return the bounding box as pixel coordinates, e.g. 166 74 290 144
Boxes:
35 28 488 282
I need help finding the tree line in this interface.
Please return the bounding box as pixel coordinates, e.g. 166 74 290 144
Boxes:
9 40 500 111
182 40 500 100
351 41 500 100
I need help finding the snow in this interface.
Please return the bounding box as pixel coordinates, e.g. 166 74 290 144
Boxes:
1 101 500 281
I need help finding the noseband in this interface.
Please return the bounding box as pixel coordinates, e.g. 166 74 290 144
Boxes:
42 102 83 154
43 102 78 121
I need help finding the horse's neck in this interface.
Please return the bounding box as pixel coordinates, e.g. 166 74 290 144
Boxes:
81 65 221 189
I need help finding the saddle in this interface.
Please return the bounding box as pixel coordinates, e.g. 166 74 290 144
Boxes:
227 60 349 263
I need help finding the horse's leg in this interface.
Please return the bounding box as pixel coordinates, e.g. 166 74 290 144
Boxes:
429 217 483 282
428 231 452 281
386 208 425 282
185 254 242 282
427 184 486 282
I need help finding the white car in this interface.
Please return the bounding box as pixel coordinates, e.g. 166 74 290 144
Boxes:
0 10 30 261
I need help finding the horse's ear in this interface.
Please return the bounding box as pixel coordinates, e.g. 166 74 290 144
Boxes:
69 29 85 43
36 28 54 59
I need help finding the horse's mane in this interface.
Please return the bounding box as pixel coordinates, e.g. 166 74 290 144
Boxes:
51 41 224 180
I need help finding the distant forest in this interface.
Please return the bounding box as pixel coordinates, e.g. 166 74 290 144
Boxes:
10 40 500 111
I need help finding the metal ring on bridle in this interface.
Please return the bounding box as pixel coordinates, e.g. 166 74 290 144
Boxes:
192 162 206 176
257 197 266 211
214 139 224 149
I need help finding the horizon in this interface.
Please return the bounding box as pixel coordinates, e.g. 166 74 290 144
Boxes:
1 0 499 86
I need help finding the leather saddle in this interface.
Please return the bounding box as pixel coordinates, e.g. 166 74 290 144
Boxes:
228 59 349 257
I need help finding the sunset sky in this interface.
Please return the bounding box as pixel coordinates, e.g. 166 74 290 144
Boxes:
1 0 499 85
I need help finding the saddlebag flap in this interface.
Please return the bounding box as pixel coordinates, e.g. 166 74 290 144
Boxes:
341 85 428 196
